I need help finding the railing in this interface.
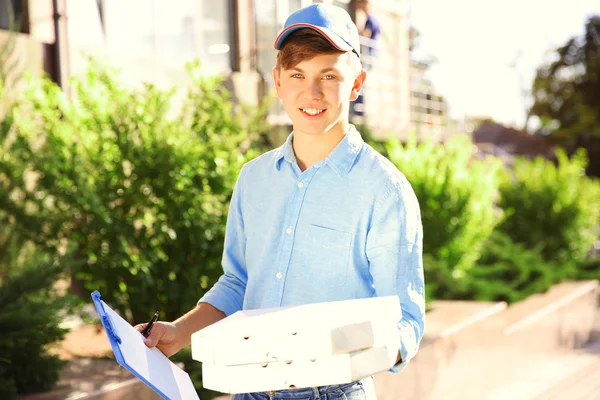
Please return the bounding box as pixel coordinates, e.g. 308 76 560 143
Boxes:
351 35 410 139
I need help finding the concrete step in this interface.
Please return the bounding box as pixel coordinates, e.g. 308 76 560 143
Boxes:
485 342 600 400
485 296 600 400
533 358 600 400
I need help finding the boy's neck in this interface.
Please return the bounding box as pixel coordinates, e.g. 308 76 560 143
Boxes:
292 123 349 172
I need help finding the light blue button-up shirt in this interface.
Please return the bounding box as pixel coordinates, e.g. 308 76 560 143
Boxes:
199 125 425 372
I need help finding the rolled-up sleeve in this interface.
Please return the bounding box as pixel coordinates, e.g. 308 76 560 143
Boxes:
366 178 425 373
198 167 248 316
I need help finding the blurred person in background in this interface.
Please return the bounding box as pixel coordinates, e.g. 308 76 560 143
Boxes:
352 0 381 119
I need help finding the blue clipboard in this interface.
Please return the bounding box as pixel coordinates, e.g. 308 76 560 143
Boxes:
91 291 200 400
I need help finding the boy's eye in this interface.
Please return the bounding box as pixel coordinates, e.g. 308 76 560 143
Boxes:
291 73 303 78
323 75 336 80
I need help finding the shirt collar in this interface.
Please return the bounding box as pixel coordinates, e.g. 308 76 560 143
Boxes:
273 125 364 176
274 132 297 169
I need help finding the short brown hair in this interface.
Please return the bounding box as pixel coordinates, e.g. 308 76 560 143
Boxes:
276 28 362 75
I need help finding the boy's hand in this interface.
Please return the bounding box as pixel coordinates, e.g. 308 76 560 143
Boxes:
134 302 226 359
134 321 180 357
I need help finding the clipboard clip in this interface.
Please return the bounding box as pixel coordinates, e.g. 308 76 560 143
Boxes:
92 291 122 344
102 315 122 344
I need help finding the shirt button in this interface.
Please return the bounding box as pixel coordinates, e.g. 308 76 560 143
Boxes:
276 272 283 279
286 227 293 235
297 182 304 188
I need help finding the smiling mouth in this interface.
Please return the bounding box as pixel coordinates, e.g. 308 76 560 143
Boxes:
300 108 326 116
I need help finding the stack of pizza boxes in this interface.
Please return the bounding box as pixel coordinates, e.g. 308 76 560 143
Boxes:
191 296 401 394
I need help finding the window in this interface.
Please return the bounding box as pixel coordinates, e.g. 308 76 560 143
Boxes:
101 0 233 74
0 0 28 32
254 1 277 80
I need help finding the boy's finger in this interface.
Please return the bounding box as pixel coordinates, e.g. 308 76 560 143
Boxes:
143 325 162 347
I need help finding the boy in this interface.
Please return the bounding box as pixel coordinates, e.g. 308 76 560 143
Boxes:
137 4 425 399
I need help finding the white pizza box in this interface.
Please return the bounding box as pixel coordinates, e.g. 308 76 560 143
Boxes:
202 343 397 394
191 296 400 366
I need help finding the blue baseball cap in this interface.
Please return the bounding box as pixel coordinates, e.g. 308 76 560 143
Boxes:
273 3 361 58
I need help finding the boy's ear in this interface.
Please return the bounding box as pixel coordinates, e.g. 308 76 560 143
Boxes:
272 67 282 99
350 69 367 101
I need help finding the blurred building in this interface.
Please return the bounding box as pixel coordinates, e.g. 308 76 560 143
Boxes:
409 59 452 142
1 0 412 139
472 121 557 165
0 0 44 92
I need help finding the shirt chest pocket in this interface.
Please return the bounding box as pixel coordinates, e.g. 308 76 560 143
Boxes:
299 225 353 288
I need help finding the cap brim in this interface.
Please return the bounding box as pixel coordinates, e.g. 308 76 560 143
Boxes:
274 23 353 52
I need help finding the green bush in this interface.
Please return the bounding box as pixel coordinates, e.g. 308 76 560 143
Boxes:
362 127 599 302
0 60 267 324
386 134 504 289
420 231 558 305
421 254 467 303
574 256 600 282
0 225 78 398
497 149 600 268
464 231 559 303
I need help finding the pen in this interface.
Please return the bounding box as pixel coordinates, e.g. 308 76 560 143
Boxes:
141 311 159 338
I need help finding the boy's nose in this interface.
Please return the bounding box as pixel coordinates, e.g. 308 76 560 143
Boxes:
304 82 324 99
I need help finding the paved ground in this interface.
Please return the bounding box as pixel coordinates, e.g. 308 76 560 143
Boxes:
533 345 600 400
487 297 600 400
486 342 600 399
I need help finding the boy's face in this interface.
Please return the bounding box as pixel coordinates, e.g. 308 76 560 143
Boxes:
273 52 366 138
